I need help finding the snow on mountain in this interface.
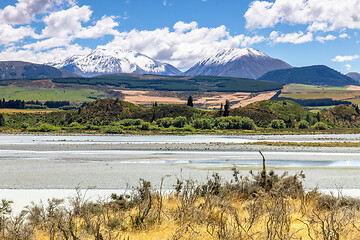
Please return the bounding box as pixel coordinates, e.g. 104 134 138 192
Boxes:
48 48 182 77
185 48 292 79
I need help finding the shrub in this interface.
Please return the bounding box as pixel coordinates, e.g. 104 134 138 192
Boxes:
192 118 213 129
270 119 286 129
298 120 309 129
156 118 173 128
313 122 328 130
140 122 151 130
33 123 60 132
214 117 231 129
241 117 257 130
104 125 123 134
173 116 187 128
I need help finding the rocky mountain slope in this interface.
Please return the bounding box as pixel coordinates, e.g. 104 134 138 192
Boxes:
48 48 182 77
185 48 292 79
0 61 78 80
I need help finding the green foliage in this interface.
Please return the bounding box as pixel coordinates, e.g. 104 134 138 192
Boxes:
324 104 360 126
192 118 213 129
297 120 309 129
223 100 230 117
187 96 193 107
172 116 187 128
104 125 123 134
140 122 151 130
28 123 61 132
313 122 328 130
0 114 5 127
270 119 286 129
285 116 294 128
247 100 307 120
156 117 173 128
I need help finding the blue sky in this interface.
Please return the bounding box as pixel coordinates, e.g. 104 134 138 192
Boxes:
0 0 359 73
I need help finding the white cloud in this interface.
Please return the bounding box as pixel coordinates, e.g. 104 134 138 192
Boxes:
345 64 352 70
0 24 36 44
332 55 360 62
0 44 91 64
316 34 336 43
339 33 350 39
76 16 119 39
41 6 93 39
101 21 265 69
245 0 360 32
270 31 313 44
173 21 198 33
0 0 75 25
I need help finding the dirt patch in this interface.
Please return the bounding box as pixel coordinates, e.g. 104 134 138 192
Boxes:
31 79 55 89
117 90 277 108
239 91 278 107
347 85 360 91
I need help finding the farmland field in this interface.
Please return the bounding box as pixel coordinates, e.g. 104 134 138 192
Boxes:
0 86 104 101
280 84 360 104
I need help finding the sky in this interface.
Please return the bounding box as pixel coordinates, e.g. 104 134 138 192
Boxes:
0 0 359 73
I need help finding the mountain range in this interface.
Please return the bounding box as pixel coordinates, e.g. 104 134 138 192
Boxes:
47 48 181 77
0 61 78 80
259 65 358 86
185 48 292 79
346 72 360 82
0 48 358 88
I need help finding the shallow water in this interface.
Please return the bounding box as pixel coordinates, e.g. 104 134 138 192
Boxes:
0 134 359 191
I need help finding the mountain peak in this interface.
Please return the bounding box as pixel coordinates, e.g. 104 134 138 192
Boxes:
205 48 268 66
186 48 291 79
47 48 182 77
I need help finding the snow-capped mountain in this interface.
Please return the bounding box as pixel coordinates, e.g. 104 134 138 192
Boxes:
48 48 182 77
185 48 292 79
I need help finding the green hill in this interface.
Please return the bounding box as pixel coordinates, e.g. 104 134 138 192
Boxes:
259 65 358 87
245 100 308 120
323 104 360 126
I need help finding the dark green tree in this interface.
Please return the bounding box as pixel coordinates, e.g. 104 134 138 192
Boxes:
356 105 360 114
223 100 230 117
0 114 5 127
306 113 313 125
285 116 294 128
316 111 321 122
187 96 194 107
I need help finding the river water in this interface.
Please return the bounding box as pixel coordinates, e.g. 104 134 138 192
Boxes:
0 134 360 211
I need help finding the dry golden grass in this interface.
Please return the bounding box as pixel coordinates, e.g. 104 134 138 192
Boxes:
3 172 360 240
31 195 360 240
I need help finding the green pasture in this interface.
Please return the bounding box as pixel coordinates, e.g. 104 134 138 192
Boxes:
0 86 104 101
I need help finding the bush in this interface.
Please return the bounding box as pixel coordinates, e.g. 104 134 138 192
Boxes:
156 117 173 128
192 118 213 129
270 119 286 129
298 120 309 129
241 117 257 130
214 117 231 129
104 125 123 134
173 116 187 128
313 122 328 130
140 122 151 130
30 123 60 132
